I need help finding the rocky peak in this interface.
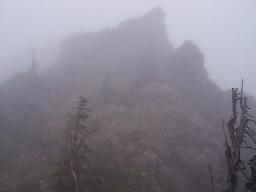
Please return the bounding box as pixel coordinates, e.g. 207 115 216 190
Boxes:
53 7 173 93
145 6 165 18
117 7 169 49
0 8 235 192
167 40 208 84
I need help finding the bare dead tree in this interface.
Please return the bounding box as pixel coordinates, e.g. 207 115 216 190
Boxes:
223 80 256 192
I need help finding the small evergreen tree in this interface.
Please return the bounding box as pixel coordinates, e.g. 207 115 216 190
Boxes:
46 97 156 192
49 97 91 192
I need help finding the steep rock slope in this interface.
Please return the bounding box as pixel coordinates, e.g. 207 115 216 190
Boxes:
0 7 232 192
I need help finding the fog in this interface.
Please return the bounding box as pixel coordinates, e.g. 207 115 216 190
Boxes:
2 1 256 191
1 0 256 95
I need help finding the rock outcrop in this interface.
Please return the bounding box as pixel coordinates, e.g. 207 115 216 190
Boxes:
0 7 236 192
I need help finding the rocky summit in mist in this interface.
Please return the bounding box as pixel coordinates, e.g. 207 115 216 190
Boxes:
0 7 251 192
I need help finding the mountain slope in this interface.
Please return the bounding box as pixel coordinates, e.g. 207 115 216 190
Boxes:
0 7 233 192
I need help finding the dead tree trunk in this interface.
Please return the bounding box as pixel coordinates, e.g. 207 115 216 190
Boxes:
223 80 256 192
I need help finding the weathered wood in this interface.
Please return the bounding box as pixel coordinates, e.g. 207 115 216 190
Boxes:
224 80 256 192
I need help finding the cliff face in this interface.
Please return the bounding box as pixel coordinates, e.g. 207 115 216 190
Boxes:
0 7 231 192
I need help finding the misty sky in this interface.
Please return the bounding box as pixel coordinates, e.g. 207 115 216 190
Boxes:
1 0 256 95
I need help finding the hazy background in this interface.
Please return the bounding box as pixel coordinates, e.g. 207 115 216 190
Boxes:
1 0 256 95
